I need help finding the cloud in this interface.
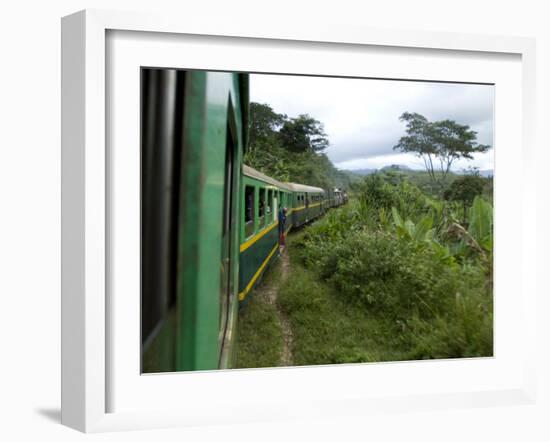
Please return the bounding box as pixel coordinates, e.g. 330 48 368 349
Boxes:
250 74 494 170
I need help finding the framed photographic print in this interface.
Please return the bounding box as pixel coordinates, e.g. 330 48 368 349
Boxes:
61 9 537 433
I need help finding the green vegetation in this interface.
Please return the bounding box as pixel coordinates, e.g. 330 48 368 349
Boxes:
237 106 493 367
278 241 406 364
244 102 350 189
444 172 488 223
289 171 493 362
236 261 283 368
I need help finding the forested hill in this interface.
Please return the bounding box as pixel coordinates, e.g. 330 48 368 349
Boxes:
244 102 351 190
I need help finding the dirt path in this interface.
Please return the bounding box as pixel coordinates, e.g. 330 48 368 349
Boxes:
258 245 293 366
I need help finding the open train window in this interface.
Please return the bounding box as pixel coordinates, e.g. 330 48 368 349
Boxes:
258 187 266 228
267 189 273 222
141 68 184 372
244 185 255 238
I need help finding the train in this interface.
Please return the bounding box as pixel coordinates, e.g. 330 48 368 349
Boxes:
141 68 346 373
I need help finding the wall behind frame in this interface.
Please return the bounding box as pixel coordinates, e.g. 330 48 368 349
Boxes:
1 1 548 441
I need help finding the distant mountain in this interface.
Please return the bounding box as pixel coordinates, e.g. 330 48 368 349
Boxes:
343 166 493 178
454 169 494 177
345 168 377 176
344 164 411 176
380 164 412 172
478 169 494 178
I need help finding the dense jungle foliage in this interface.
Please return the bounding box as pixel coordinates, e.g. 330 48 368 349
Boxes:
290 170 493 361
238 103 493 365
244 102 351 189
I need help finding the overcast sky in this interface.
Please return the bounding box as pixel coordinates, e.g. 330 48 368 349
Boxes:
250 74 494 172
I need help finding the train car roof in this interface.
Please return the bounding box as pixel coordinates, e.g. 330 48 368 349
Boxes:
242 164 292 190
242 165 325 194
284 182 326 194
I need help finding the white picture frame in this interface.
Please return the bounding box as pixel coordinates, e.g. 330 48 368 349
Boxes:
61 9 537 433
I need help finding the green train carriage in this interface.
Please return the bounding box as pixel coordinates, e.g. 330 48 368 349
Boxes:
285 183 326 227
238 165 292 303
141 69 249 373
141 68 343 374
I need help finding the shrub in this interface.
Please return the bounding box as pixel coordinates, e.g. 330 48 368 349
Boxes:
352 173 433 228
405 286 493 359
294 180 493 361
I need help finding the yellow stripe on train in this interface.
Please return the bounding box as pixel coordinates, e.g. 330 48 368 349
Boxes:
238 243 279 301
239 203 321 253
239 221 279 252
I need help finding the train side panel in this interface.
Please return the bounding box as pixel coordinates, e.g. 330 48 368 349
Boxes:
141 70 248 373
238 173 286 303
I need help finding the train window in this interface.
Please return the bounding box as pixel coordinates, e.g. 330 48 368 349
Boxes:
267 189 273 222
273 190 279 222
141 68 183 351
244 185 255 238
305 194 309 208
258 187 266 228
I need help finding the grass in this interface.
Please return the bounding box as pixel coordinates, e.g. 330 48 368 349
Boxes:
277 240 410 365
237 211 492 369
235 259 284 368
281 214 492 365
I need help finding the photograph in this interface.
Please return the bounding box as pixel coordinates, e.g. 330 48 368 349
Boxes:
141 68 494 373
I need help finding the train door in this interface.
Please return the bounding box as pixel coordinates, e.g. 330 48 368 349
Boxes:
219 123 235 357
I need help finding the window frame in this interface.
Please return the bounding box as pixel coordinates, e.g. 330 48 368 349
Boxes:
258 186 266 229
243 184 256 240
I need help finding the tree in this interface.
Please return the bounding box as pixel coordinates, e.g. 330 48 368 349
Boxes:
394 112 490 189
443 172 486 223
244 102 345 191
248 103 286 152
430 119 490 183
278 114 329 153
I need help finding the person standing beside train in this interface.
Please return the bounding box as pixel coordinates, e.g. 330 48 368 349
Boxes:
278 206 287 253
